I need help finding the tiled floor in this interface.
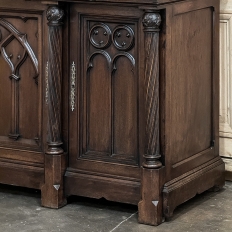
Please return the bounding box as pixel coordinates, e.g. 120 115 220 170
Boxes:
0 182 231 232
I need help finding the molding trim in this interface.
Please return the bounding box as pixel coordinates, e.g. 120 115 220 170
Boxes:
163 157 225 218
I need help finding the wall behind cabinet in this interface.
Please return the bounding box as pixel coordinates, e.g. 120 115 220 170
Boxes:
220 0 232 179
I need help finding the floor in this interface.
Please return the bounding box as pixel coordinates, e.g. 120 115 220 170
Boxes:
0 182 231 232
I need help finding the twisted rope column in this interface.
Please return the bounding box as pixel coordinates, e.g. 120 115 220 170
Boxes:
143 12 162 169
41 5 66 208
46 6 64 155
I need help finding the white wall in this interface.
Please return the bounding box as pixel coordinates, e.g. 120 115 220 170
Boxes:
220 0 232 178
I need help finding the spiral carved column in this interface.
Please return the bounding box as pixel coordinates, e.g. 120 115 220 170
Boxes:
46 6 64 155
138 11 164 226
143 12 162 169
41 5 67 208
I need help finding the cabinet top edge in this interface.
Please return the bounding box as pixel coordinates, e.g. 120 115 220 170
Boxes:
28 0 194 6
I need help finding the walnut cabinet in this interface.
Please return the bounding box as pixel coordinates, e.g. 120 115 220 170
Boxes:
0 0 225 225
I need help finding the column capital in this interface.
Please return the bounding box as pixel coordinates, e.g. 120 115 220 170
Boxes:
142 12 161 32
46 5 64 26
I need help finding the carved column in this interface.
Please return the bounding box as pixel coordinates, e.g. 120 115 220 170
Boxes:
138 11 165 225
41 5 67 208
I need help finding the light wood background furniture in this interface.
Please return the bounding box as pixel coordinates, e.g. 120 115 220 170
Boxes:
0 0 224 225
220 0 232 180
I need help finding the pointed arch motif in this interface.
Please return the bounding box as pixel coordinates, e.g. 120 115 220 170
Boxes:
0 18 39 83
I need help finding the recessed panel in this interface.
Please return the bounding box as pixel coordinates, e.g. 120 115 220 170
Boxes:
170 8 213 164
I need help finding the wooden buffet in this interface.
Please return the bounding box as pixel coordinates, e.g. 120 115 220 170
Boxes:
0 0 225 225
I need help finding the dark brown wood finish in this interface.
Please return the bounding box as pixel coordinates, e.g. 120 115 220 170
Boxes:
41 4 67 208
0 0 46 189
0 0 225 226
65 4 143 205
138 11 164 226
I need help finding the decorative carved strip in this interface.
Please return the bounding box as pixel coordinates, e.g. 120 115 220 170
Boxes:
142 12 162 168
46 6 64 155
70 61 76 111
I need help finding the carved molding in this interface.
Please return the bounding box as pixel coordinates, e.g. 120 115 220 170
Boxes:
142 12 162 169
46 6 64 155
163 157 224 217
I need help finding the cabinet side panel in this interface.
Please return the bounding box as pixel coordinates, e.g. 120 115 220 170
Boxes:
165 5 216 179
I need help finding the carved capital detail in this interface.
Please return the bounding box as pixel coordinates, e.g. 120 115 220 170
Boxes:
142 12 161 32
143 11 162 169
46 6 64 26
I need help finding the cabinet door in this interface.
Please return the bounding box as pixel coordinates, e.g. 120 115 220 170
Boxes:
0 6 45 188
65 4 143 204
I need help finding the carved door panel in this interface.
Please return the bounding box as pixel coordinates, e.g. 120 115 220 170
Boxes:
0 12 44 158
67 4 143 192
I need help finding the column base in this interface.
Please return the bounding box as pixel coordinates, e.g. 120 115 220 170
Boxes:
138 167 165 226
41 153 67 208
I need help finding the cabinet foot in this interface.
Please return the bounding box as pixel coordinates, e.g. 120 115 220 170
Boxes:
41 154 67 208
163 157 225 218
138 167 165 226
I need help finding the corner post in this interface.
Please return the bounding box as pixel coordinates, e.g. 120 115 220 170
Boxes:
138 11 165 225
41 5 67 208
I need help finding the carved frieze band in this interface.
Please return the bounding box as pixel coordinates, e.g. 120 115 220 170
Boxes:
46 6 64 155
142 12 162 168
